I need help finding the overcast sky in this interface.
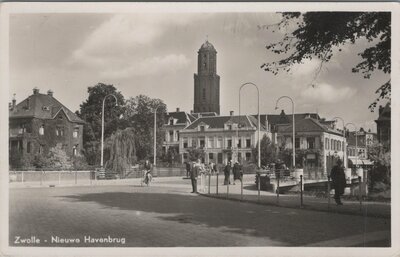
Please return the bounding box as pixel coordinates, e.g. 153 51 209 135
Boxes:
9 13 390 132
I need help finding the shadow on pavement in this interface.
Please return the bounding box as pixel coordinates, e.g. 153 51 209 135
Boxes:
59 191 390 247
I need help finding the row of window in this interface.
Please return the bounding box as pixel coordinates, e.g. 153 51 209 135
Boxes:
12 141 79 156
16 124 79 138
182 137 252 149
324 138 344 151
182 152 252 164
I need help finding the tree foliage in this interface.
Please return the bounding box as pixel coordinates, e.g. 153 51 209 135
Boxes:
124 95 167 161
253 135 278 166
186 147 205 162
47 143 73 169
261 12 391 110
76 83 126 165
105 128 137 177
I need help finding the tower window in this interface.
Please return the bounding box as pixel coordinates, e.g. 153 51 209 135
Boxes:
202 88 206 100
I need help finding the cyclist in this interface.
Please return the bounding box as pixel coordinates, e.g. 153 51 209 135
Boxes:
142 159 153 186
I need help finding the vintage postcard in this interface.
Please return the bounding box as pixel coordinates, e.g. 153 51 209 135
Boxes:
0 2 398 257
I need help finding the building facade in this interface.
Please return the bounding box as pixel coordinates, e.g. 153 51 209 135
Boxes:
179 114 270 164
193 40 220 114
162 108 196 153
275 116 347 175
9 88 84 167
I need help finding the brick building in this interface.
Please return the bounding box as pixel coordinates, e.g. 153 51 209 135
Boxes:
9 88 84 166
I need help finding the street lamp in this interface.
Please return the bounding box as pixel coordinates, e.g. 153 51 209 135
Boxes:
275 96 295 169
345 123 358 169
332 117 346 167
153 105 162 167
238 82 260 168
101 94 118 168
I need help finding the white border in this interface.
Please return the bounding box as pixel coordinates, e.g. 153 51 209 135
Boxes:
0 2 399 257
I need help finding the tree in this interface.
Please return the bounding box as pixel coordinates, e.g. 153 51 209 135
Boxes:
186 147 205 162
261 12 391 110
367 142 390 189
253 135 278 166
76 83 126 165
104 128 137 177
47 143 73 170
123 95 167 161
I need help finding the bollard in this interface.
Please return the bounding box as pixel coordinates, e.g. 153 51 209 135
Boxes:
276 174 280 204
240 177 243 201
300 175 303 208
75 170 78 185
327 176 331 210
257 174 260 203
40 171 43 186
21 171 24 184
59 171 61 185
208 173 211 194
216 173 219 195
358 176 362 210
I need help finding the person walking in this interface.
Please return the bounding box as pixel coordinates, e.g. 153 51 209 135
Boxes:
190 159 201 193
223 161 232 185
232 161 242 185
330 158 346 205
185 161 191 178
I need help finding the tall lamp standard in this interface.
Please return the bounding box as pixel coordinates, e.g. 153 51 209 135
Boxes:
153 105 162 167
101 94 118 169
345 123 358 169
332 117 346 167
238 82 260 168
275 96 295 169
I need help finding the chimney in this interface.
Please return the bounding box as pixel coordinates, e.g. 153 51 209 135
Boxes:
33 87 39 95
12 94 16 109
230 111 234 116
47 89 54 97
176 107 180 112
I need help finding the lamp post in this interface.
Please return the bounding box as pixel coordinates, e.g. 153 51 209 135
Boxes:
332 117 346 168
275 96 295 169
345 123 358 169
238 82 260 168
101 94 118 168
153 105 162 167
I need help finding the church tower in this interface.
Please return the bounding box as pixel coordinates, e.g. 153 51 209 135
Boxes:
193 40 220 114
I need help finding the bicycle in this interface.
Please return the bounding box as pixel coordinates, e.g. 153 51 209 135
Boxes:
141 170 152 187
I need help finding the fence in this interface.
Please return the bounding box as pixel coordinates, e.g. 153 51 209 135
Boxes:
9 170 93 186
198 170 376 216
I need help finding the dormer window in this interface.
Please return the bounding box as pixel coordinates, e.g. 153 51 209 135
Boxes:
200 126 205 132
58 114 63 120
169 118 174 125
227 125 232 130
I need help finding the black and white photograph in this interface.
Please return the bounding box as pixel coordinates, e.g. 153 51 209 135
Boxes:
0 2 398 256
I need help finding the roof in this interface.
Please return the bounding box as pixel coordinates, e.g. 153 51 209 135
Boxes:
199 40 216 52
278 117 342 136
166 111 192 124
9 92 84 123
190 112 218 119
253 112 321 127
184 115 266 130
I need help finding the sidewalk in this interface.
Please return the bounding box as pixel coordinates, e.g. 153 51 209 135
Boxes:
197 174 391 219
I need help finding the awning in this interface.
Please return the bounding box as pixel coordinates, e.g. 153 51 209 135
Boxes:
348 157 373 166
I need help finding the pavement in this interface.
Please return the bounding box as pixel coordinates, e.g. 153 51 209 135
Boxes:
8 175 391 247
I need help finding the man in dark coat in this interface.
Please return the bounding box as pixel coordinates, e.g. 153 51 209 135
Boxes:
190 160 200 193
330 158 346 205
224 161 232 185
232 161 242 185
185 162 191 178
